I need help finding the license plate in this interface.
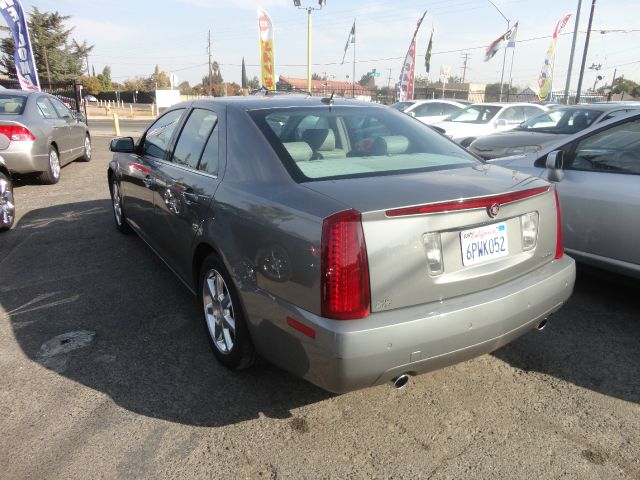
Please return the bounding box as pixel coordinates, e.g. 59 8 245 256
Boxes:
461 222 509 266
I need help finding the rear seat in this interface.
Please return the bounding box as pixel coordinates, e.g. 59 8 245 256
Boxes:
302 129 346 159
283 142 313 162
371 135 409 156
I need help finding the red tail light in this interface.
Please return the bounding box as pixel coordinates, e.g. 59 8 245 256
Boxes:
554 188 564 259
321 209 370 320
0 125 36 141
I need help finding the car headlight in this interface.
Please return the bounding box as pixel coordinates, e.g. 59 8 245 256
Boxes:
505 145 541 155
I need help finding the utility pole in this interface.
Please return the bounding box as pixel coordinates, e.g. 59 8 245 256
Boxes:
575 0 597 104
386 68 393 90
208 30 213 96
461 52 471 83
607 68 617 100
563 0 583 104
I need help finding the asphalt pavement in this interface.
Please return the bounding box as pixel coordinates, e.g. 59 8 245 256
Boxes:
87 118 153 139
0 137 638 479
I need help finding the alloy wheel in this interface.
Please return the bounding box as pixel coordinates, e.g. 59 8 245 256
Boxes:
111 181 122 226
0 176 15 228
202 269 236 354
50 149 60 180
84 136 92 160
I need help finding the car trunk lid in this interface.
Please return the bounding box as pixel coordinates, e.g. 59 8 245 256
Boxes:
306 165 559 312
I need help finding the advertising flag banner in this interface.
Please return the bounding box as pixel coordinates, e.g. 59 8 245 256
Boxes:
538 13 571 101
425 27 434 73
341 20 356 65
484 22 519 62
0 0 40 91
257 9 275 90
397 10 427 102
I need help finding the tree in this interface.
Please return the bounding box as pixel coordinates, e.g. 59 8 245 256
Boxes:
0 7 93 84
358 74 374 89
78 75 102 95
485 82 518 98
241 57 248 89
311 73 323 80
146 65 170 89
122 77 146 91
178 81 196 95
248 76 260 90
97 66 112 91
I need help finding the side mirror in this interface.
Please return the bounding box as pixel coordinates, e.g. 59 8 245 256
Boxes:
545 150 564 182
74 111 86 123
110 137 135 153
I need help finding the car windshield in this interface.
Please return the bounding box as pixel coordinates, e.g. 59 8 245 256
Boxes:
518 108 603 134
249 105 480 181
390 102 414 112
0 95 26 115
446 105 501 124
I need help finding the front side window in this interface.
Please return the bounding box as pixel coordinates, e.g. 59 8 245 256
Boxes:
567 119 640 174
390 102 414 112
447 105 501 124
171 109 217 169
498 106 524 123
250 106 480 181
143 109 185 159
413 103 441 117
50 97 72 118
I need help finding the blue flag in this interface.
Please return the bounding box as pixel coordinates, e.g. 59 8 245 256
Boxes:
0 0 40 91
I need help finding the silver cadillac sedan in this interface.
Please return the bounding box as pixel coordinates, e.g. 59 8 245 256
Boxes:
0 89 91 184
108 96 575 393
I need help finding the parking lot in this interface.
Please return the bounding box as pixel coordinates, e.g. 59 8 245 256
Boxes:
0 130 638 479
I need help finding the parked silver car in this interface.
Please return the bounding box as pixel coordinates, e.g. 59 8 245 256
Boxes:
468 104 640 159
108 96 575 393
0 89 91 184
490 111 640 279
0 150 14 232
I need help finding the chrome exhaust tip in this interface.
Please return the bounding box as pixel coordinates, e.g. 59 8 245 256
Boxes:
392 374 410 389
536 318 548 331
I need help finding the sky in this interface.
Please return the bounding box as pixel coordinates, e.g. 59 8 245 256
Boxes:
11 0 640 92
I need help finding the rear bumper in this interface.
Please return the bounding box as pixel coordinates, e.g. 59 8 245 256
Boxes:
255 255 575 393
1 142 47 174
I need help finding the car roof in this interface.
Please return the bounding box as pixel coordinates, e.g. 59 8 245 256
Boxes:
179 95 388 111
470 102 542 107
0 89 32 97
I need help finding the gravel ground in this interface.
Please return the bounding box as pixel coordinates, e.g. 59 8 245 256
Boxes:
0 131 638 479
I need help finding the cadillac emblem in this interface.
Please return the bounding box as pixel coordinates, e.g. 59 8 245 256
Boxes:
488 203 500 218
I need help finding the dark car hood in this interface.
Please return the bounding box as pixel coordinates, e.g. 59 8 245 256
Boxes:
302 164 547 213
471 130 568 149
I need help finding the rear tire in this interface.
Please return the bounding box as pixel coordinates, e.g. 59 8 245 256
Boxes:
199 254 255 370
39 145 61 184
110 178 132 234
0 172 15 232
78 134 92 162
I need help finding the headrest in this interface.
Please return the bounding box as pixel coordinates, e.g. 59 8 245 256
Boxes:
371 135 409 155
302 129 335 151
283 142 313 162
573 113 588 128
3 102 20 113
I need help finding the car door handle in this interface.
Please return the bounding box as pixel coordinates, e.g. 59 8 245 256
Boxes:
142 175 154 188
182 189 199 205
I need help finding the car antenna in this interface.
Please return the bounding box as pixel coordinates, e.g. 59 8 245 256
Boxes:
321 91 335 110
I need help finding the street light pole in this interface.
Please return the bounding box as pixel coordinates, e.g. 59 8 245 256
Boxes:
563 0 583 104
487 0 510 102
575 0 597 104
295 1 326 93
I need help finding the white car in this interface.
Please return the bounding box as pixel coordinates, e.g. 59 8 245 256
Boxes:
435 102 547 146
390 99 470 125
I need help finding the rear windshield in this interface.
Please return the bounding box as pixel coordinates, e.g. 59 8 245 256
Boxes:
447 104 501 123
0 95 26 115
249 105 480 181
518 108 603 134
390 102 414 112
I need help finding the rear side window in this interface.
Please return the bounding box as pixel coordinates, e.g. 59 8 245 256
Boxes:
0 95 26 115
50 97 72 118
143 109 185 159
524 106 544 120
171 108 217 169
37 97 57 119
198 123 220 175
250 106 479 181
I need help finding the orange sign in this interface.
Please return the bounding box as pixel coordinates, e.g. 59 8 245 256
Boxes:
258 9 275 90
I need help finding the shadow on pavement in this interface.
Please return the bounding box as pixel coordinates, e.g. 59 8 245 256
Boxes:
493 265 639 404
0 200 330 427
